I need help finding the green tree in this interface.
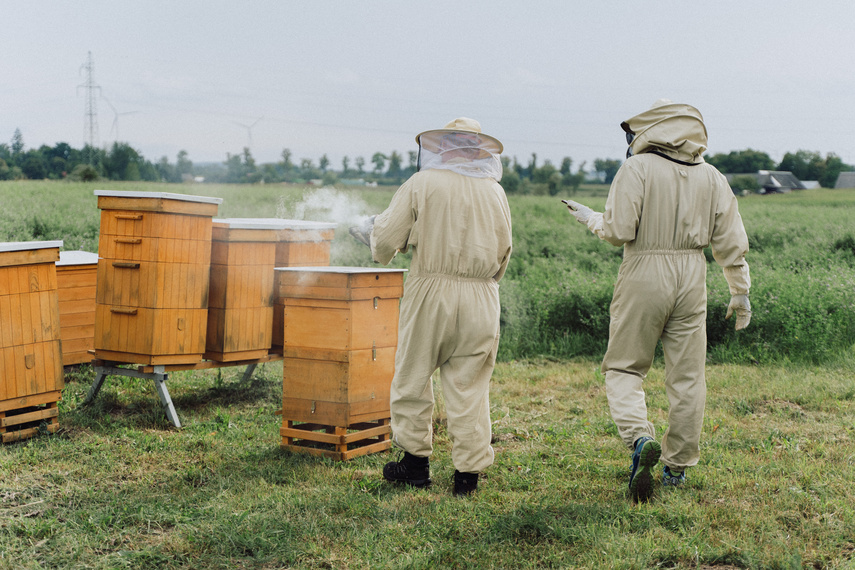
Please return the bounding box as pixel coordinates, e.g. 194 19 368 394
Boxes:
562 161 587 195
526 153 537 179
500 169 521 193
105 142 144 181
821 153 852 188
341 155 351 177
299 158 321 180
706 149 775 174
319 154 330 173
547 172 563 196
155 156 177 182
10 128 24 165
386 151 402 178
355 156 365 174
176 150 193 179
0 158 11 180
371 152 387 175
777 150 823 181
280 148 294 172
730 174 760 193
532 159 557 184
593 158 622 184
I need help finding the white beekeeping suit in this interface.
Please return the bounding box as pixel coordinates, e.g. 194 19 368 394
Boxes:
565 99 751 500
368 117 512 495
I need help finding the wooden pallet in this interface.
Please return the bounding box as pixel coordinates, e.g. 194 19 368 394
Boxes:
0 398 60 443
280 418 391 461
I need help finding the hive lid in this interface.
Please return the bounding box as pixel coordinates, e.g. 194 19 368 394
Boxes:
0 240 63 253
94 190 223 205
275 266 406 274
57 250 99 266
217 218 338 230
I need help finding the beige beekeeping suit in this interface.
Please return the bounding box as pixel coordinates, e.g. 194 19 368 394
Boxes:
597 100 750 470
370 118 512 474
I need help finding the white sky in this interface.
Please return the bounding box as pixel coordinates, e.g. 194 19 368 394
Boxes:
3 1 854 171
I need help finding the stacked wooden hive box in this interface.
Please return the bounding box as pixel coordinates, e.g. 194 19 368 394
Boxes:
275 266 406 460
93 190 222 365
0 240 64 443
269 220 337 350
205 219 280 362
56 250 99 366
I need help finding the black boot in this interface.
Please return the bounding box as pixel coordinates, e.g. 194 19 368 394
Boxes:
383 452 431 488
452 470 479 496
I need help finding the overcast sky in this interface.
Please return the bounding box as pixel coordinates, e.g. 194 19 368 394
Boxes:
4 1 854 172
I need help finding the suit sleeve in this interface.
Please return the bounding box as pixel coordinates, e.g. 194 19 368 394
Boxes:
709 174 751 295
370 179 416 265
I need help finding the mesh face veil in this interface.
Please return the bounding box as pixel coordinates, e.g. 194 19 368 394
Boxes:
416 131 503 180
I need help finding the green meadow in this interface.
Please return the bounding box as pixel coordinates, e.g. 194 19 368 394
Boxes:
1 180 854 569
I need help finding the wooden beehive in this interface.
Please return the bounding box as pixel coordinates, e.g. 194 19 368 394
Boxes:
204 219 279 362
275 266 405 460
0 240 64 443
93 190 222 365
56 250 99 366
269 220 337 349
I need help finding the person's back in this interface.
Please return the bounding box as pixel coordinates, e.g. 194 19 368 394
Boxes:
394 168 511 281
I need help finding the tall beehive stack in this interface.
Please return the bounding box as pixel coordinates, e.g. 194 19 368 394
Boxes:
56 250 99 366
0 240 64 443
93 190 222 365
270 220 337 350
205 219 279 362
275 266 406 460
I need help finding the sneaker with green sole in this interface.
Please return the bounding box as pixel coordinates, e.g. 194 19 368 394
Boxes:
663 465 687 487
629 436 661 502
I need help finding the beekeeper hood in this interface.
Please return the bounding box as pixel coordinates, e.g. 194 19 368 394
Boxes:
622 99 708 164
416 117 503 180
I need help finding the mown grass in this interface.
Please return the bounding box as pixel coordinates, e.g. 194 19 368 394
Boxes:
2 358 854 568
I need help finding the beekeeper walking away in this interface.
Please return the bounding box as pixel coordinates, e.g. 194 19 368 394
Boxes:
564 99 751 502
351 117 512 496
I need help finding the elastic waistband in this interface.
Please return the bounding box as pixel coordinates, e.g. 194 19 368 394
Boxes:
409 272 495 283
623 248 704 258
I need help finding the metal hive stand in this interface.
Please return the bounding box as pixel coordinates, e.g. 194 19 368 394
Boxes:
83 353 283 428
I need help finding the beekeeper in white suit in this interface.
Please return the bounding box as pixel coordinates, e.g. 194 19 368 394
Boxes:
352 117 512 496
564 99 751 502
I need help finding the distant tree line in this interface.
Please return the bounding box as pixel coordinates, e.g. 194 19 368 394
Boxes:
705 148 852 189
1 128 851 191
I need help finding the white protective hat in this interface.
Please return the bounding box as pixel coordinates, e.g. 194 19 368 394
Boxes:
414 117 504 180
416 117 503 156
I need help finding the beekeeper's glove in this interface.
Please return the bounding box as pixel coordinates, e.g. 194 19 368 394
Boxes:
348 215 376 248
562 199 604 237
562 199 594 224
725 294 751 331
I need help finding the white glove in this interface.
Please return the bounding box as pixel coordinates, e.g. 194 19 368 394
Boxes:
562 199 593 224
348 215 376 248
725 294 751 331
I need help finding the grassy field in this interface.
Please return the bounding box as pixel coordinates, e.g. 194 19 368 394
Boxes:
1 180 855 568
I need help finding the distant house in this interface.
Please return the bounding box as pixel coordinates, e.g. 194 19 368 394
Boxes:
724 170 805 194
755 171 805 194
834 171 855 189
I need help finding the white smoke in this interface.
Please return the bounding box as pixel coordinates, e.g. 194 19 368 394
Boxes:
276 186 372 227
275 186 379 268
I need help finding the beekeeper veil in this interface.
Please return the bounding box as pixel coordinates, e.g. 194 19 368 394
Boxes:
415 117 503 180
622 99 708 164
